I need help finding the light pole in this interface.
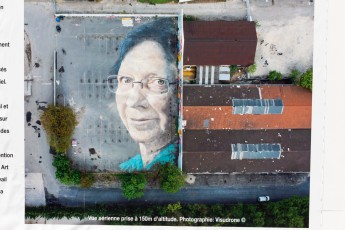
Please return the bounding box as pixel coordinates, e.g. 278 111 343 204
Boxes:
53 50 57 106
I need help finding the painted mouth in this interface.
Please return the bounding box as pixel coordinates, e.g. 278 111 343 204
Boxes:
128 118 156 125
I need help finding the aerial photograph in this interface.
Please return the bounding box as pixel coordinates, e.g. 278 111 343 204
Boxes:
24 0 313 227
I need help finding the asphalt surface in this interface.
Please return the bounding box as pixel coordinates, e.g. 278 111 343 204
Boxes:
58 177 309 206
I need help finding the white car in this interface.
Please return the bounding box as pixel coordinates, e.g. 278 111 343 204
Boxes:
258 196 270 202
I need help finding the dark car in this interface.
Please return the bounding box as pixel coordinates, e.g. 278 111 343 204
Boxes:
26 111 32 123
56 25 61 33
49 146 56 155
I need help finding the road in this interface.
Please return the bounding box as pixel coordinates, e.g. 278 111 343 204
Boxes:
58 177 309 206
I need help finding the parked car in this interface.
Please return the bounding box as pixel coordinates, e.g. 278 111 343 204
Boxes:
258 196 270 202
71 139 78 147
49 146 56 155
56 25 61 33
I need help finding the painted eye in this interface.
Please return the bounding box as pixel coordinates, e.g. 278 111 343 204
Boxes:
120 77 132 84
147 78 169 94
156 79 166 85
149 78 167 86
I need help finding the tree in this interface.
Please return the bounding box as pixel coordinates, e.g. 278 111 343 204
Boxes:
244 204 265 227
53 154 80 185
41 105 78 153
158 163 185 193
247 63 257 74
118 173 147 200
26 196 309 227
289 68 301 82
167 202 182 216
299 68 313 91
263 196 309 227
268 70 283 81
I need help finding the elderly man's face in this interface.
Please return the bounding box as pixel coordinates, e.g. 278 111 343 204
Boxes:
116 40 176 144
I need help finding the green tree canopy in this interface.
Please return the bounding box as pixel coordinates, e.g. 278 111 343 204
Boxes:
263 196 309 227
268 70 283 81
26 196 309 227
299 68 313 91
247 63 257 74
41 105 78 153
53 154 80 185
158 163 185 193
167 202 182 216
289 68 301 81
118 173 147 200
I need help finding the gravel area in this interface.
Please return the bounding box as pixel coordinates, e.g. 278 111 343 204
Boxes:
252 0 314 76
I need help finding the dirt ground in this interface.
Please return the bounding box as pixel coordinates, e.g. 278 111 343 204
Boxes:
252 0 314 76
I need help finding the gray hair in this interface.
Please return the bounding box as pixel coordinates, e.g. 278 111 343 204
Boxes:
112 18 178 77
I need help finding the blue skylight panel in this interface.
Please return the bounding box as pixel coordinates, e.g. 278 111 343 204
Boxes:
231 143 281 160
232 99 284 114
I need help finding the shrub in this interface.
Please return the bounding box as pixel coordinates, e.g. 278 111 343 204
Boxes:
230 65 238 74
118 173 147 200
247 63 257 74
41 105 78 153
53 154 80 185
299 68 313 91
183 15 198 21
158 163 185 193
80 173 95 188
254 20 261 27
289 68 301 81
268 70 283 81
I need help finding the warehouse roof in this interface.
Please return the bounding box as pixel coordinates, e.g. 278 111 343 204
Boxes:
182 129 311 173
183 85 312 129
183 84 312 106
183 21 257 66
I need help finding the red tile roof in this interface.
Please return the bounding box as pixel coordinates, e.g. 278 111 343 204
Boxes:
259 84 312 106
183 85 312 130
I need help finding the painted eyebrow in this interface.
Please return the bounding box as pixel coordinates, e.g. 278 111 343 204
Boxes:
118 73 166 80
144 73 159 78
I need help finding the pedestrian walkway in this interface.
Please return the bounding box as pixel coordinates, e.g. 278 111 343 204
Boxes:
53 0 247 21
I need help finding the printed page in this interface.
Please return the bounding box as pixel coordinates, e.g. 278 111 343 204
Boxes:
0 0 344 229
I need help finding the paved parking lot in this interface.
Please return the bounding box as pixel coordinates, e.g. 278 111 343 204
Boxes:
55 16 174 172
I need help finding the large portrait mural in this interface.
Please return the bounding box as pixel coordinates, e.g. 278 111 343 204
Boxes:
108 18 179 171
51 17 179 173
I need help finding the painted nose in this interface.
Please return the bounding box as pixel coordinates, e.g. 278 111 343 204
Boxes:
126 83 148 108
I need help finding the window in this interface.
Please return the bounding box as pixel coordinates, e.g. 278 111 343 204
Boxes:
232 99 283 114
231 143 281 160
